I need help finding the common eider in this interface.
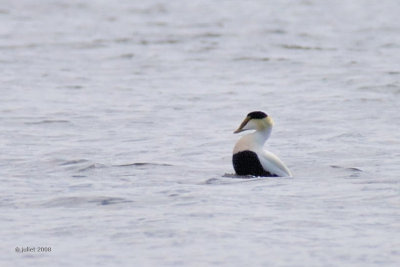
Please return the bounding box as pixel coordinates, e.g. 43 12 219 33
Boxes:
232 111 292 177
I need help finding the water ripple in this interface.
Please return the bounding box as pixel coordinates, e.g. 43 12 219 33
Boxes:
24 120 71 125
41 196 133 207
114 162 173 167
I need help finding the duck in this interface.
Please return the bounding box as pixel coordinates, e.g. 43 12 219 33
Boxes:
232 111 292 177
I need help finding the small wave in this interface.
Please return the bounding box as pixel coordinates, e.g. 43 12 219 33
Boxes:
0 43 39 50
194 32 222 38
265 29 286 34
233 57 270 62
106 52 135 60
118 53 134 59
387 71 400 75
222 173 255 179
57 159 106 172
358 84 400 94
128 4 166 15
60 159 89 166
78 163 106 172
281 44 335 51
327 132 364 141
65 85 83 89
202 176 266 185
25 119 71 125
203 178 220 184
114 38 132 44
354 179 399 185
202 173 281 185
330 165 362 172
41 196 132 207
114 162 173 167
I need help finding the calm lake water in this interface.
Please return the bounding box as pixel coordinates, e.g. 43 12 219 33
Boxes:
1 0 399 266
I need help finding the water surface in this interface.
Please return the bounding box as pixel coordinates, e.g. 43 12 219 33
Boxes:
1 0 399 266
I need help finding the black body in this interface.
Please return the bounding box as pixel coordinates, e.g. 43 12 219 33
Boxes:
232 150 277 177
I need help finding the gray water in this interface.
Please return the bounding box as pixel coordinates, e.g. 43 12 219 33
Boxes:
1 0 399 266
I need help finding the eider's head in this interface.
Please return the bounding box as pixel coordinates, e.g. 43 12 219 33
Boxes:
234 111 274 133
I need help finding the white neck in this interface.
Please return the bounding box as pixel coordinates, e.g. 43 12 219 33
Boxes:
233 127 272 154
251 127 272 147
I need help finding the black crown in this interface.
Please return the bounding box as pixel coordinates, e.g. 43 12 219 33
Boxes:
247 111 267 119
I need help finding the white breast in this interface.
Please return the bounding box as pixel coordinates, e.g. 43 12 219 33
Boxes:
233 134 256 154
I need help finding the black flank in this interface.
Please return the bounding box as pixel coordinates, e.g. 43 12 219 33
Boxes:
232 150 277 177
